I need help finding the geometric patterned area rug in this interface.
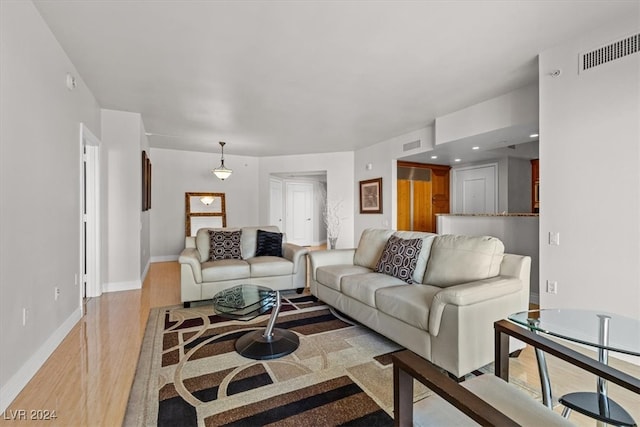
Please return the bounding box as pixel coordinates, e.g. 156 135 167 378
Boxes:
123 292 431 426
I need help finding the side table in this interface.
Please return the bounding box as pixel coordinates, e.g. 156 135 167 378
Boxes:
495 313 640 427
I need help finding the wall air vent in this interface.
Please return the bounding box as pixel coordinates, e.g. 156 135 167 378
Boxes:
580 33 639 72
403 139 421 152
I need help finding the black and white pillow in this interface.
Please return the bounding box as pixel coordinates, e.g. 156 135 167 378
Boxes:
255 229 283 257
208 230 242 261
375 235 423 283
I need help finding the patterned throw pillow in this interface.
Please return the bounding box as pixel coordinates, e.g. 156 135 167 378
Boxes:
255 229 283 257
208 230 242 260
375 235 423 284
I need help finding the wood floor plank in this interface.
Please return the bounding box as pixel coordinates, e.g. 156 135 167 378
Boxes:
1 261 637 426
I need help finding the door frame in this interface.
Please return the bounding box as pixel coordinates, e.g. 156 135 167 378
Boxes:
451 163 498 214
269 177 284 231
80 123 102 309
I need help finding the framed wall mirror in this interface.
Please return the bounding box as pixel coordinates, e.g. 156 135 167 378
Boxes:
185 192 227 236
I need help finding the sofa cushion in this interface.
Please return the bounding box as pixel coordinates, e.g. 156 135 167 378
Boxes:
195 228 238 262
424 235 505 287
208 230 243 260
353 229 395 269
247 256 293 277
375 235 423 284
375 284 441 331
202 259 250 282
316 265 372 291
341 273 406 307
255 229 283 257
240 226 281 259
393 231 437 283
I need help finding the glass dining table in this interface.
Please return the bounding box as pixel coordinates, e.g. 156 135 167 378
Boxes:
508 309 640 427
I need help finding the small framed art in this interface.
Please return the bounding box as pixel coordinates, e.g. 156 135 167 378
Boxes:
359 177 382 214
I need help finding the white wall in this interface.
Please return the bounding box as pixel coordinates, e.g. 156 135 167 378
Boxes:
258 153 354 248
101 110 144 292
140 122 151 278
0 0 101 410
435 84 538 145
150 148 260 260
354 127 434 242
539 18 640 320
507 157 532 213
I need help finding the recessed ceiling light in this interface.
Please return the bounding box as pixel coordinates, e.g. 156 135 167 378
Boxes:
472 146 480 150
530 133 539 138
454 158 461 162
431 155 438 159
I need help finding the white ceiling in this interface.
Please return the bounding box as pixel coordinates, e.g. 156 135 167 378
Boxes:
34 0 635 158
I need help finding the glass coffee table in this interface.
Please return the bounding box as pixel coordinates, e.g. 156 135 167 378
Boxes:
508 309 640 427
213 284 299 360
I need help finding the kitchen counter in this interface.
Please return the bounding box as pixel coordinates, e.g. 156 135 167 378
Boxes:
437 213 539 217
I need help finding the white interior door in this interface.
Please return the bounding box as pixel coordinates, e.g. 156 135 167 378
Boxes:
80 124 101 305
285 182 313 246
453 164 497 214
269 178 284 230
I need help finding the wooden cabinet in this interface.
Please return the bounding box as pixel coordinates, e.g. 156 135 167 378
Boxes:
531 159 539 213
397 162 450 233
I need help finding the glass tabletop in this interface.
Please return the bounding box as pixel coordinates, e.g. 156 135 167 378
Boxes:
509 309 640 356
213 284 276 320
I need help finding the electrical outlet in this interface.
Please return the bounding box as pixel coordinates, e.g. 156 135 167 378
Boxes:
22 308 28 326
54 287 60 301
549 232 560 246
547 280 558 294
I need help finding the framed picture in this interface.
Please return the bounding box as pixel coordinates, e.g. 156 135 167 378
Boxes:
142 151 152 211
359 178 382 214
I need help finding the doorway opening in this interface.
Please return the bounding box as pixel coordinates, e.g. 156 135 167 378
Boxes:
269 171 327 246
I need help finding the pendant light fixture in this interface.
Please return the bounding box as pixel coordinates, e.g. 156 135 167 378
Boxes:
212 141 232 180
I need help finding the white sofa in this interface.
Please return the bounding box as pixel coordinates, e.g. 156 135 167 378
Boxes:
179 226 309 307
308 229 531 378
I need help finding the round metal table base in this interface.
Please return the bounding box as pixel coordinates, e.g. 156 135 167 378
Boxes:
235 328 300 360
560 392 636 427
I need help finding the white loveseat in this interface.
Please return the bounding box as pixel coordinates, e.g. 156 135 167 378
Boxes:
179 226 309 307
309 229 531 378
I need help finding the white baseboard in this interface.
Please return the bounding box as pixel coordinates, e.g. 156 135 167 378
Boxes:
151 255 178 263
102 279 141 293
0 307 82 413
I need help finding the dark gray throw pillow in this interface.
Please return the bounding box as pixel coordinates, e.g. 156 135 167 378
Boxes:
255 229 283 257
375 235 423 284
208 230 242 260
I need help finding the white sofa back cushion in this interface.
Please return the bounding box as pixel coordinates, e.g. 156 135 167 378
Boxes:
423 235 505 287
194 226 281 262
353 229 395 269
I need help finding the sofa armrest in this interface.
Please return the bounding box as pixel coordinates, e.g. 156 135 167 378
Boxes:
429 276 523 336
282 243 309 274
179 248 203 283
308 249 356 280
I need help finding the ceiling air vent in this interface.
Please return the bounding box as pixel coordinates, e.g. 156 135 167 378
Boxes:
403 139 421 152
580 33 639 72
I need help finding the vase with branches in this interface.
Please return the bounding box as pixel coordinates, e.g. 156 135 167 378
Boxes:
324 199 343 250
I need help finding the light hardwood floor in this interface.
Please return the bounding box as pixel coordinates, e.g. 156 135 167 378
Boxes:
2 262 638 426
